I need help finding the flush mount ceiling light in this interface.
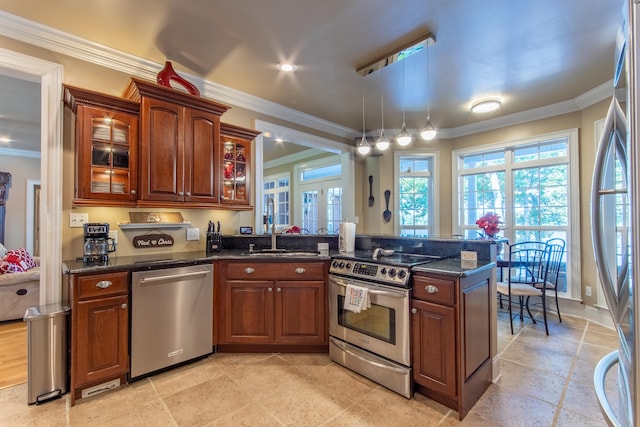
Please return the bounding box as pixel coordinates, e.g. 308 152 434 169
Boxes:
471 98 502 113
277 62 297 72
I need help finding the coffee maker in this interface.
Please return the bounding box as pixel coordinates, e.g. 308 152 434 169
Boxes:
83 223 116 263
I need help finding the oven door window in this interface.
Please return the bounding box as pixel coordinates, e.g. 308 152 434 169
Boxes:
338 295 396 344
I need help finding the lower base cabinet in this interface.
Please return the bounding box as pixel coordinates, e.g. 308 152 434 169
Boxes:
412 268 493 420
69 271 129 405
217 260 328 351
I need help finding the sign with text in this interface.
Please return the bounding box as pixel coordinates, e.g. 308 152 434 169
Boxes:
133 233 174 248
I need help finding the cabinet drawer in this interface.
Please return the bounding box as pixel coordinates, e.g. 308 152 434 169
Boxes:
75 271 129 300
413 276 455 306
226 261 325 280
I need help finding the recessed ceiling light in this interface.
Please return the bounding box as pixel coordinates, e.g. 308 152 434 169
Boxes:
277 62 297 72
471 98 502 113
0 137 11 143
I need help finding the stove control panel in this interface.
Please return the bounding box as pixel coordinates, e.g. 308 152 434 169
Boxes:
329 259 411 287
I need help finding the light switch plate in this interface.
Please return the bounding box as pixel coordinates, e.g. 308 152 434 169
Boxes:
69 212 89 228
186 228 200 241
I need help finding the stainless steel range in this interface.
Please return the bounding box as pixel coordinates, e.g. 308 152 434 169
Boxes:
328 250 443 398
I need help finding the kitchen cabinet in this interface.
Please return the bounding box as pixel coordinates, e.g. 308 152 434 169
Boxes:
412 269 492 420
217 260 328 351
220 123 260 207
122 78 229 206
68 270 129 405
64 85 140 206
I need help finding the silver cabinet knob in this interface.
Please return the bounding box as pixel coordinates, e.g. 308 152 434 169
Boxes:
121 303 127 309
411 308 417 314
179 191 184 196
268 287 273 292
425 285 439 294
244 267 255 274
186 192 191 197
96 280 112 289
131 189 136 195
295 268 306 274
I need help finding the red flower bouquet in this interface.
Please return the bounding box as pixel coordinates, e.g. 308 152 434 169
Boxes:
476 212 501 237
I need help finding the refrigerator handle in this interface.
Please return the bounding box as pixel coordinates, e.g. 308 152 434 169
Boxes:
591 96 630 321
594 350 624 427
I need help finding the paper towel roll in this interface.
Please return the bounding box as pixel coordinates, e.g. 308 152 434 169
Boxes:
339 222 356 253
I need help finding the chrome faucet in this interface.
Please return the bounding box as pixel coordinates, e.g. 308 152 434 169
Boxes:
266 197 277 250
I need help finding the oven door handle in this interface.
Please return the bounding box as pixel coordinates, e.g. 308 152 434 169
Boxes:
330 337 408 374
329 276 408 298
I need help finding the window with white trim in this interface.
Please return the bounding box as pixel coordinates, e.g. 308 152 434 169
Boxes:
296 158 343 234
453 130 580 299
395 153 437 236
263 173 290 229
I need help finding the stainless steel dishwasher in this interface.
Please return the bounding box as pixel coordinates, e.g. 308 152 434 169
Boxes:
131 263 213 378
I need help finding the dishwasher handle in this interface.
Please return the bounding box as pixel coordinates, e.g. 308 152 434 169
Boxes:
138 269 210 285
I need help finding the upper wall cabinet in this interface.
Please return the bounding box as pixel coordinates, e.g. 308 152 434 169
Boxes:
64 85 140 206
220 123 261 207
122 78 230 207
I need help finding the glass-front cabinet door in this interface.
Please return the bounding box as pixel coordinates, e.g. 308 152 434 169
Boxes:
65 85 139 205
219 123 260 207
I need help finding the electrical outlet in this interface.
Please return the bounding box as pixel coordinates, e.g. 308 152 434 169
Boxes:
109 230 118 244
586 286 592 297
186 228 200 241
69 212 89 228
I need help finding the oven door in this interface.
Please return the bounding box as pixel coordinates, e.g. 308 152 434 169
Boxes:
328 275 410 366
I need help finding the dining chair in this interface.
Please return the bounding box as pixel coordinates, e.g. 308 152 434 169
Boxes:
534 238 566 323
496 241 549 335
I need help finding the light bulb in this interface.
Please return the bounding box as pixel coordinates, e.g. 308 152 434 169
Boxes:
376 129 390 151
420 117 437 141
357 134 371 155
396 122 412 146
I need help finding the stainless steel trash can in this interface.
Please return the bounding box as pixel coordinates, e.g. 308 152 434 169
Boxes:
23 303 70 405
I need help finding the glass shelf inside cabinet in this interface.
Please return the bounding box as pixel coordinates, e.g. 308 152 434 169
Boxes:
90 117 132 195
222 139 248 202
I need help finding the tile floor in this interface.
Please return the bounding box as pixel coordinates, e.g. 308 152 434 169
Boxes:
0 311 620 426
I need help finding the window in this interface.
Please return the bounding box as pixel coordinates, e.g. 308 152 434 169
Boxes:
263 174 290 229
453 130 580 299
296 158 343 234
394 152 438 236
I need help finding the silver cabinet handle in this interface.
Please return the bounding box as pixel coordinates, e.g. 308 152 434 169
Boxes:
425 285 439 294
276 287 282 292
411 308 417 314
96 280 112 289
244 267 255 274
121 303 127 309
295 267 306 274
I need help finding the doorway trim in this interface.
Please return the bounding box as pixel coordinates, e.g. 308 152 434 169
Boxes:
0 48 63 305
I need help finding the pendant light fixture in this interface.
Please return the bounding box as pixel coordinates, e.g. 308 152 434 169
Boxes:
357 86 371 155
420 41 437 141
376 67 390 151
396 57 412 146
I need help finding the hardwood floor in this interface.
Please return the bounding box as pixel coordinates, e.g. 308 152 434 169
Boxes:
0 320 27 390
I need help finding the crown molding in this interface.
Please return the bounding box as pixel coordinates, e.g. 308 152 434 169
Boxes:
0 10 614 143
0 146 40 159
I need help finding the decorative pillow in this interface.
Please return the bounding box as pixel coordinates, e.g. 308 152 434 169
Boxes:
5 248 37 270
0 257 26 274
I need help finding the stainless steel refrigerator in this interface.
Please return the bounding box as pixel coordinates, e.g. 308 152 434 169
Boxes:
592 1 640 425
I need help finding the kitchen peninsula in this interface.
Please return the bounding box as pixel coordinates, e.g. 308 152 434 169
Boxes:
61 234 497 419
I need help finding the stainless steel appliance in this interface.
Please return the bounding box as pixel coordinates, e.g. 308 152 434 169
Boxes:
130 264 213 378
82 223 116 263
593 2 639 425
328 251 442 398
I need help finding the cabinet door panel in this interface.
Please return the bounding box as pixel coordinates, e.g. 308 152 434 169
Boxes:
275 280 326 344
412 298 456 397
185 109 219 203
462 279 491 380
224 280 274 343
140 97 183 201
75 295 128 385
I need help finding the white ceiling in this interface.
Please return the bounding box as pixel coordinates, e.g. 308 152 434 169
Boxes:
0 0 624 149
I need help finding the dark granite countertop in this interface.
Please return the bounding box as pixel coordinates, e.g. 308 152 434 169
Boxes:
63 250 333 275
411 258 496 278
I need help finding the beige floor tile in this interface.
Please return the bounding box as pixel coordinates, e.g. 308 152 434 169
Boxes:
561 378 610 423
495 359 566 405
469 385 557 426
570 342 616 385
500 334 578 378
582 329 620 349
556 407 613 427
586 321 616 336
162 374 252 426
149 356 227 398
209 402 282 426
302 362 379 402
